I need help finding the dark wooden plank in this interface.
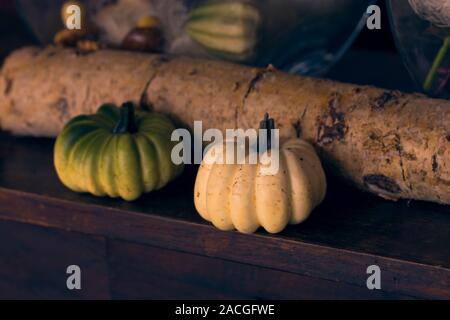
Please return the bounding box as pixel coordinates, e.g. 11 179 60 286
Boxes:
0 134 449 298
0 220 110 299
0 184 449 299
1 133 449 266
108 240 410 300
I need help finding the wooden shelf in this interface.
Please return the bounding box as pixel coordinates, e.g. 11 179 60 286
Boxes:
0 132 449 299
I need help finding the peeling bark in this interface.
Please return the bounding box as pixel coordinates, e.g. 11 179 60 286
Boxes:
432 155 439 173
317 93 348 145
371 90 403 110
140 55 171 109
363 174 402 198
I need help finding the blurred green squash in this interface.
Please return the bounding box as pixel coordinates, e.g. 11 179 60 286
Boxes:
185 1 262 61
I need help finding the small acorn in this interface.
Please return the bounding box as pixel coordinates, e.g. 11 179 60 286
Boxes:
121 16 164 53
54 29 85 46
76 39 101 53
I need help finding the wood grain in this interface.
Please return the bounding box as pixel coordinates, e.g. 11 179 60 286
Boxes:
0 220 110 299
108 241 411 300
0 133 449 298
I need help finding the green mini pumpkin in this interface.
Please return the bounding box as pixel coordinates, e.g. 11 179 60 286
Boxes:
54 102 183 201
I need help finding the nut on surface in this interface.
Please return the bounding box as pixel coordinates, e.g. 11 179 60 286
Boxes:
54 29 86 46
121 27 164 53
76 40 100 53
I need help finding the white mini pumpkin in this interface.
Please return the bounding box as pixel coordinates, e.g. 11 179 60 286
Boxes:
194 134 326 234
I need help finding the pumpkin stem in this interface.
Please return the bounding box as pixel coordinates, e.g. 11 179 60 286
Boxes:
113 102 137 134
259 113 275 150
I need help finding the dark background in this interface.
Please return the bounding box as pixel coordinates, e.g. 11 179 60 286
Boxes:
0 0 415 91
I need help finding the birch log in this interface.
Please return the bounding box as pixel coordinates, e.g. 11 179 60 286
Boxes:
1 46 449 204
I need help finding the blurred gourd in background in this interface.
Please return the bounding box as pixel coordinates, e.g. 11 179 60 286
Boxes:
185 1 262 62
17 0 374 75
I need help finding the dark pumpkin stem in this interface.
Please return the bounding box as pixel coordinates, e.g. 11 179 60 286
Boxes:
259 113 275 151
113 102 137 134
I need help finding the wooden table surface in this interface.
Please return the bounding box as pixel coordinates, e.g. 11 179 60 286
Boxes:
0 2 449 299
0 132 449 299
0 41 448 299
